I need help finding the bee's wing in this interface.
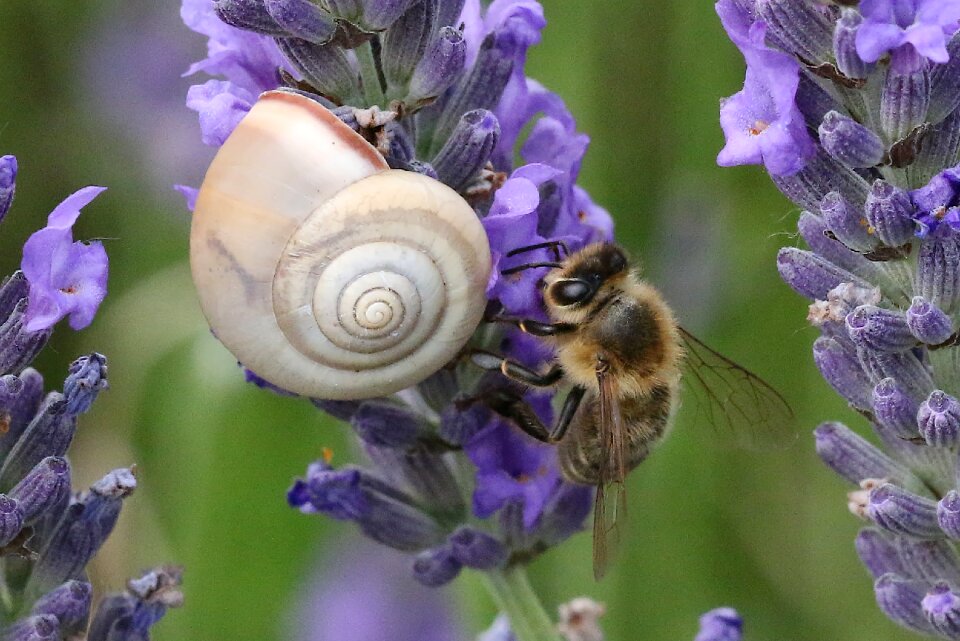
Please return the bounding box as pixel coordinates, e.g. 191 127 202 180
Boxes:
677 327 797 450
593 365 628 581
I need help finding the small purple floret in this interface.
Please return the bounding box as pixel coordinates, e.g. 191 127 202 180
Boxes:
20 187 109 333
716 18 816 176
857 0 960 65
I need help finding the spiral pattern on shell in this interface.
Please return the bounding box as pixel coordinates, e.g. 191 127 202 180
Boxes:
190 91 491 399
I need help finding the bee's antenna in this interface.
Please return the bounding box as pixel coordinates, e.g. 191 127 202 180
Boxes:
506 240 570 260
501 261 563 276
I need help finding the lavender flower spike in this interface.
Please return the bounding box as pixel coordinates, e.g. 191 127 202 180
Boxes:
717 1 960 636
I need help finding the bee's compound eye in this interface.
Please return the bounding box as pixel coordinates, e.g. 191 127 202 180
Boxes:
550 279 593 306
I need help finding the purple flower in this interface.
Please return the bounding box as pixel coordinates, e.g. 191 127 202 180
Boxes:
910 165 960 236
717 20 816 176
857 0 960 65
21 187 109 332
182 0 291 146
465 398 561 529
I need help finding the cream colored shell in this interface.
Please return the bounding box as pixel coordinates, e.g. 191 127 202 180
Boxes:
190 90 491 399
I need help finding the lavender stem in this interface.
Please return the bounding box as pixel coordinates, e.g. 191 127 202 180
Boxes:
356 40 386 106
483 566 562 641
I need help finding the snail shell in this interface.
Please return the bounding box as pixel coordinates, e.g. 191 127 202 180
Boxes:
190 91 491 399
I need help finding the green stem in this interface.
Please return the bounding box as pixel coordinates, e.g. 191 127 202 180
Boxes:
482 566 563 641
356 40 386 107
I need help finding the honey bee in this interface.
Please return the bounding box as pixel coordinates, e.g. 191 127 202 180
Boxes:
470 241 795 580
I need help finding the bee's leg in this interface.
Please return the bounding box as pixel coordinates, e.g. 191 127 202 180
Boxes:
486 316 576 337
484 386 586 444
506 240 570 260
550 385 586 441
469 350 564 386
500 262 563 276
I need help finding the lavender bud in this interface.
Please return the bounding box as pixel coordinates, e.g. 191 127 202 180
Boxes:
833 9 875 79
0 369 44 461
856 528 907 578
350 401 430 448
449 526 507 569
362 0 418 31
3 615 60 641
264 0 337 44
864 180 917 247
928 33 960 124
432 109 500 192
382 0 439 89
274 39 360 104
28 470 132 594
777 248 869 300
756 0 832 62
940 491 960 539
876 574 937 635
213 0 287 36
897 537 960 583
846 305 916 352
694 607 742 641
364 446 465 516
86 594 134 641
914 108 960 186
881 62 931 142
412 545 462 587
813 336 874 410
872 378 920 439
31 581 92 637
917 235 960 315
437 0 465 31
288 463 445 551
907 297 954 344
923 583 960 638
798 211 875 277
868 483 941 538
0 495 23 547
918 390 960 448
814 422 914 485
0 271 28 321
430 30 516 152
858 349 935 401
0 155 16 223
772 147 869 213
8 457 70 525
0 393 75 490
408 26 466 101
818 111 885 169
63 353 107 415
0 299 52 376
796 72 843 129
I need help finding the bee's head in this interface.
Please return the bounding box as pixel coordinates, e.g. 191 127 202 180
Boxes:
544 243 628 310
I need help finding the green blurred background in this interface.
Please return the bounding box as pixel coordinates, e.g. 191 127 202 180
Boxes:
0 1 916 639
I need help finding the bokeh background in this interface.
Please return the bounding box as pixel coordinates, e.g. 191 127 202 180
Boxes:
0 1 915 640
